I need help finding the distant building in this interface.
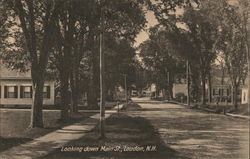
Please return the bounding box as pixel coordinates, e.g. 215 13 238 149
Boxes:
172 83 187 98
209 66 248 104
142 84 156 97
131 90 138 97
241 87 248 104
0 61 55 106
171 66 249 104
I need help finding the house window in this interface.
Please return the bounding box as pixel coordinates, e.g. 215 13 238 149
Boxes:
237 89 241 95
43 86 50 99
222 89 228 96
20 86 32 98
4 86 18 98
213 89 219 96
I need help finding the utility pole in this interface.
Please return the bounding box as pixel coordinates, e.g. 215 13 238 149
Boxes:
186 60 190 106
99 0 105 139
124 74 128 104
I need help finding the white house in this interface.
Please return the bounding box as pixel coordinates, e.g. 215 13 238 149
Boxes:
172 83 187 98
241 87 248 104
0 61 55 106
142 84 156 97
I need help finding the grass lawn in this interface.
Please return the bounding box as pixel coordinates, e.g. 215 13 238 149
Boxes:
40 113 188 159
0 109 95 152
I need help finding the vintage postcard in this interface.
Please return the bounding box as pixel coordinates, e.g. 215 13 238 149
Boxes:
0 0 249 158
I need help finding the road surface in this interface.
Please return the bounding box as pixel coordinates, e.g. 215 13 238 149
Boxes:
130 97 249 159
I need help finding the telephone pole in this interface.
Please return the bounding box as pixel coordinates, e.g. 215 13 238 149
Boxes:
99 0 105 139
186 60 190 106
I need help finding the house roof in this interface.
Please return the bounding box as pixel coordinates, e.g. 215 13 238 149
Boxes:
0 60 31 79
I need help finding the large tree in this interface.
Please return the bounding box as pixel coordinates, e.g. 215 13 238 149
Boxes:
0 0 7 51
48 0 147 115
85 0 147 107
51 0 78 120
181 6 218 105
104 35 137 100
1 0 62 128
139 28 185 100
211 0 248 108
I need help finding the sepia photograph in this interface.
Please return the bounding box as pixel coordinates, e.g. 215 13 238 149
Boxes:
0 0 249 158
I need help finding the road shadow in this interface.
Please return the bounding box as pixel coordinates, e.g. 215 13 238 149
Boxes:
40 114 191 159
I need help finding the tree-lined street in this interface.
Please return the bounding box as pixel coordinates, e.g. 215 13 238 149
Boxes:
0 0 249 158
1 98 248 159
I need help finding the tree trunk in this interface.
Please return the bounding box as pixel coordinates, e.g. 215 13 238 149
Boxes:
88 58 99 108
59 31 73 120
168 83 173 100
87 89 98 108
60 8 75 118
232 82 238 109
162 89 166 100
220 63 225 102
71 84 79 113
138 88 142 97
107 88 114 101
248 52 250 107
110 90 114 101
70 63 80 113
60 69 71 120
86 30 99 109
201 73 206 105
189 64 200 102
87 77 98 109
208 71 212 103
14 0 60 128
70 81 79 113
57 48 72 120
70 28 84 113
30 72 44 128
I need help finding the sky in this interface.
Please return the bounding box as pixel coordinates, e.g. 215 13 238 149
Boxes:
134 8 185 48
134 11 158 47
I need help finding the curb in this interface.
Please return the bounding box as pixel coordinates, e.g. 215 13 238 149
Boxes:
225 113 250 120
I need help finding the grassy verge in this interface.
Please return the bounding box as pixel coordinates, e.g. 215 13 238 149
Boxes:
0 110 95 152
196 103 249 116
40 113 187 159
121 102 142 111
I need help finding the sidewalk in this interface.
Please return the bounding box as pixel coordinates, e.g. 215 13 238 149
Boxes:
0 106 121 159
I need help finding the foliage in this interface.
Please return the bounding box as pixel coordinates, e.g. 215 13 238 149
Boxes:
139 28 186 98
208 0 248 107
